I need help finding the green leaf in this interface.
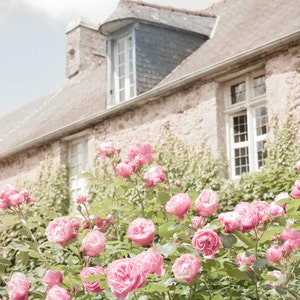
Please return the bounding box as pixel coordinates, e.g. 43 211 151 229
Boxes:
157 192 170 205
156 242 177 257
219 233 237 248
0 258 12 266
232 231 253 248
85 273 105 282
158 222 181 238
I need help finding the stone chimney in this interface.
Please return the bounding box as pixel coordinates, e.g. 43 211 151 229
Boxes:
65 18 106 78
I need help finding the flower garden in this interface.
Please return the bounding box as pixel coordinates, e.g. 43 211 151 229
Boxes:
1 118 300 300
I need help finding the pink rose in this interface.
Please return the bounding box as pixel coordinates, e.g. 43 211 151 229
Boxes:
0 184 19 210
172 254 201 282
127 217 156 246
46 217 77 246
234 202 259 232
98 141 116 159
43 270 63 287
9 193 25 207
195 189 219 217
274 192 289 210
192 228 221 257
236 253 256 269
80 266 105 294
190 216 205 229
165 193 192 220
82 230 106 257
128 142 155 168
281 228 300 249
116 161 134 178
76 194 88 204
107 258 146 300
267 270 286 287
134 247 166 276
8 273 30 300
269 202 285 217
252 201 270 223
218 211 242 233
46 285 71 300
291 182 300 198
143 165 166 188
266 245 284 264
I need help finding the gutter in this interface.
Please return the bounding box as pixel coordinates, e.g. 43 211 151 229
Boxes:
1 30 300 160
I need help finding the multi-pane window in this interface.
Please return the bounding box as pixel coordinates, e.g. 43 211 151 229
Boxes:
226 73 268 178
109 32 136 106
68 138 89 201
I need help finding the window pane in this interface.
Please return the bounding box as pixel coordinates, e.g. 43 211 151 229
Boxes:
234 147 249 175
233 113 248 143
255 106 268 136
231 82 246 104
253 75 266 97
257 140 267 168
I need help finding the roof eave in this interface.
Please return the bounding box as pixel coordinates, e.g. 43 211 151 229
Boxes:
1 30 300 160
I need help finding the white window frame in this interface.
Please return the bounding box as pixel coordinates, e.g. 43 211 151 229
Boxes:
68 136 90 202
107 27 136 107
225 71 268 179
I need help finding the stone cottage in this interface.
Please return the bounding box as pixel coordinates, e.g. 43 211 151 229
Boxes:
0 0 300 201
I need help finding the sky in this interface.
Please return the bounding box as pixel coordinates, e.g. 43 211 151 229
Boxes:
0 0 217 117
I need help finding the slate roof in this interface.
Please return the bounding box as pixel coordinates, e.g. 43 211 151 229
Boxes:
158 0 300 86
99 0 216 37
1 0 300 159
0 65 106 157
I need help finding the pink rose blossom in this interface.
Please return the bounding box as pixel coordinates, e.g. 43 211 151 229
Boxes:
172 254 201 282
46 217 77 246
46 285 71 300
190 216 205 229
281 228 300 249
76 194 88 204
8 273 30 300
270 202 285 217
107 258 146 300
82 230 106 257
0 184 19 210
80 266 105 294
116 161 134 178
127 218 156 246
192 228 221 257
236 253 256 269
98 141 116 159
165 193 192 221
274 192 289 211
128 142 155 168
282 239 296 254
291 182 300 198
267 270 286 287
134 247 166 276
9 193 25 206
218 211 242 233
43 270 63 287
143 165 166 188
234 202 259 232
266 245 284 264
195 189 219 217
252 201 270 223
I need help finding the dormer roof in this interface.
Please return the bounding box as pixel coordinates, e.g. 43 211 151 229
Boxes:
99 0 216 37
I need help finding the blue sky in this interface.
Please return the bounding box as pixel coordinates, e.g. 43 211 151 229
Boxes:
0 0 217 117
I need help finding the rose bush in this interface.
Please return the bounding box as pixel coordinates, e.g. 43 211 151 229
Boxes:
0 140 300 299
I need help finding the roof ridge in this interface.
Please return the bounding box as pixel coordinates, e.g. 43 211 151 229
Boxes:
121 0 215 17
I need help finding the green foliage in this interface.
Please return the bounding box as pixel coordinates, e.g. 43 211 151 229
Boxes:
0 154 70 297
1 115 300 299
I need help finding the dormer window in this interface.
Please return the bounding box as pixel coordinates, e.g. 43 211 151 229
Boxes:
107 30 136 106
